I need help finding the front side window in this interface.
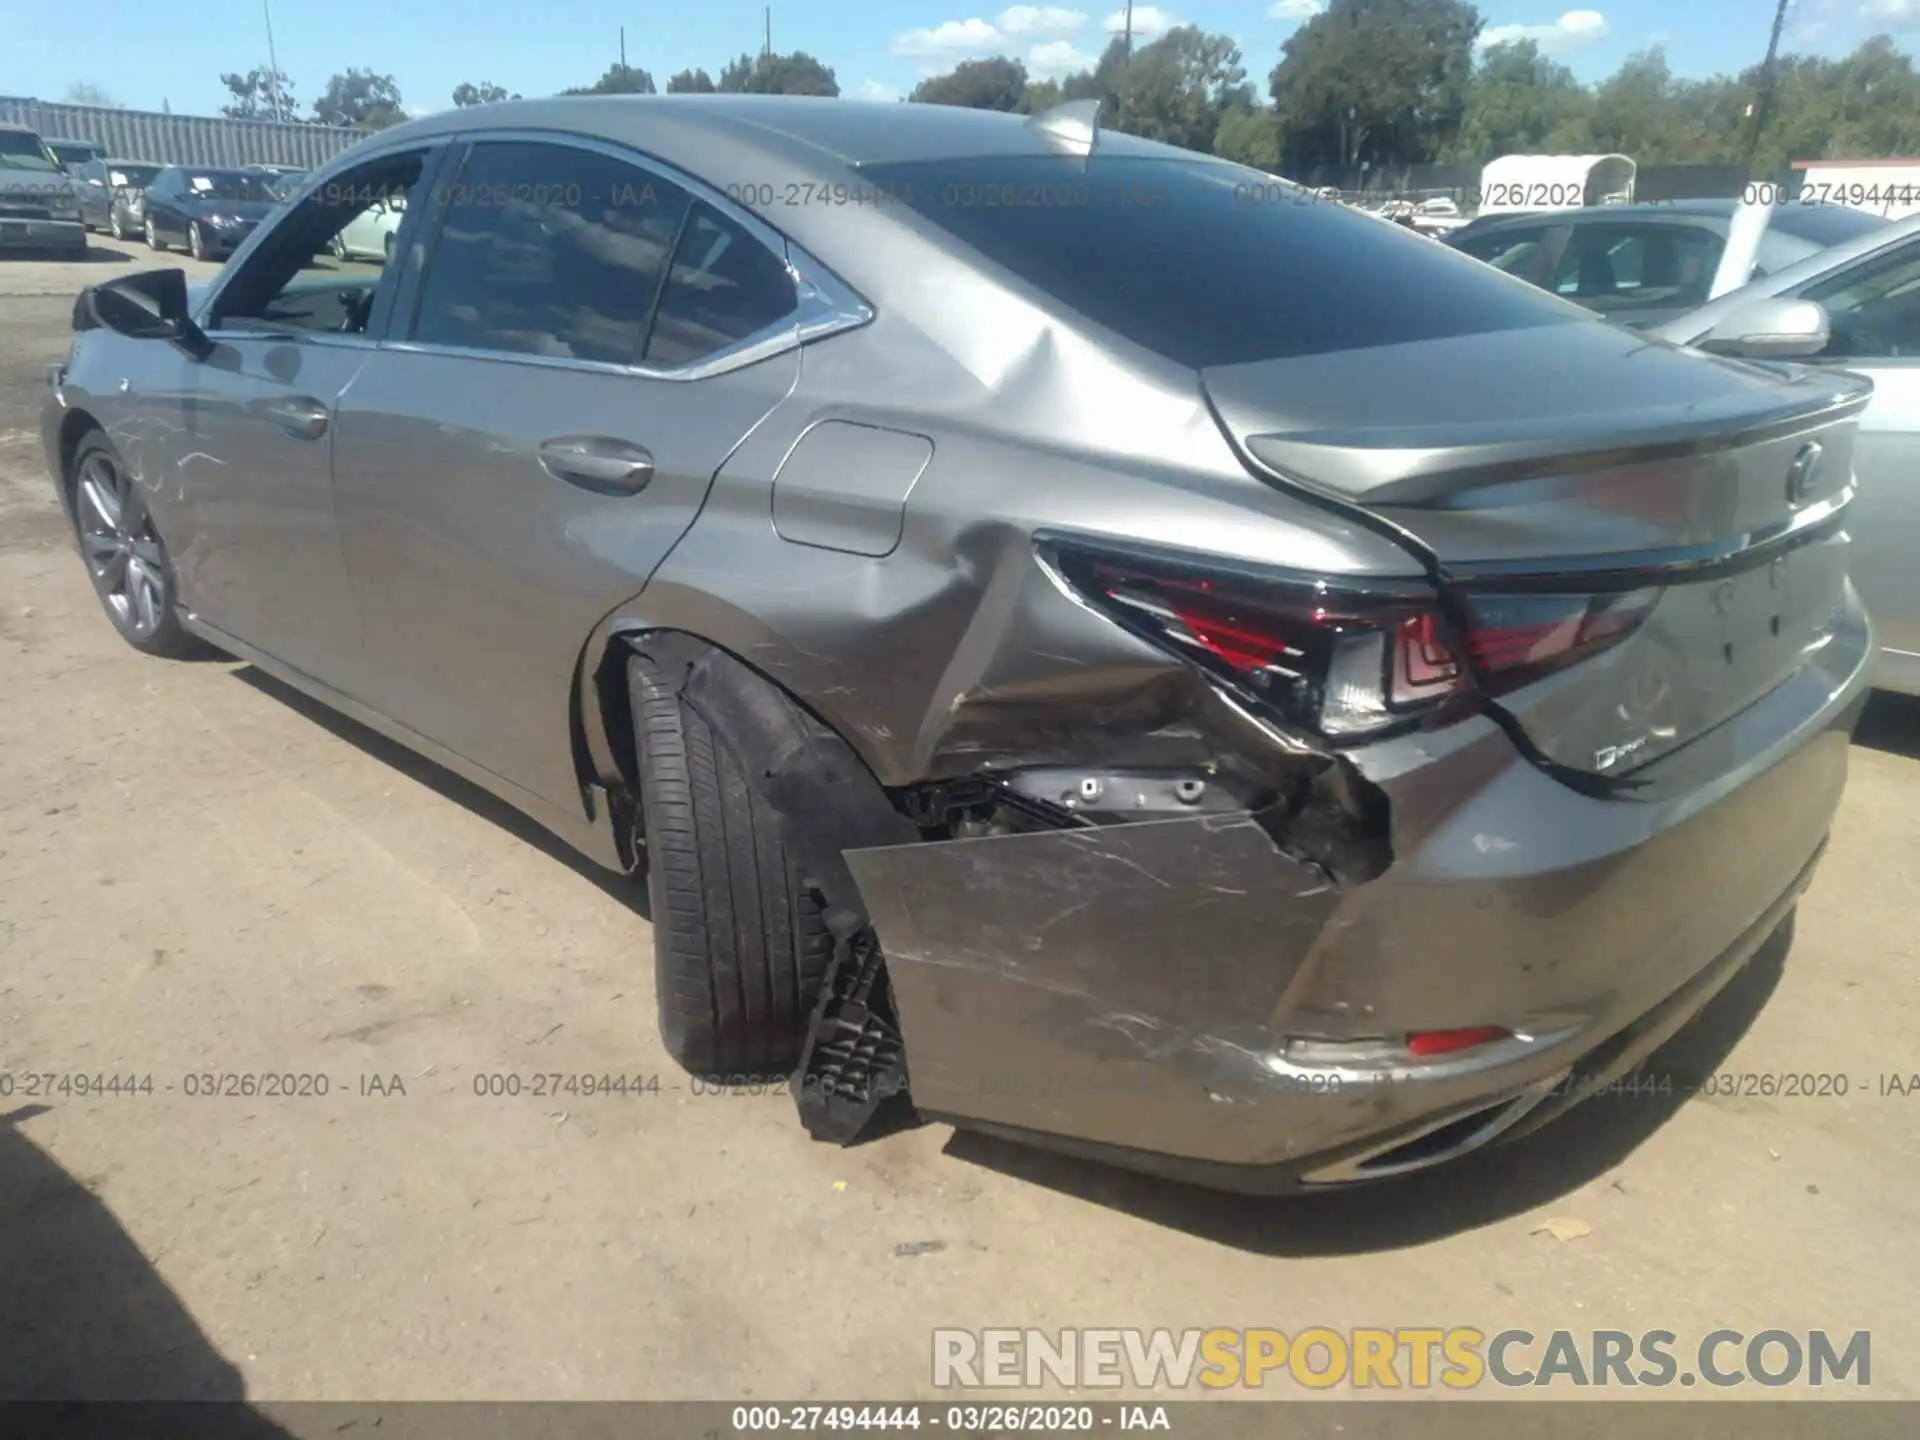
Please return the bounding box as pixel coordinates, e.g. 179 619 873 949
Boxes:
211 151 430 336
1549 225 1722 314
1802 242 1920 359
1454 226 1553 279
411 141 692 365
860 155 1578 368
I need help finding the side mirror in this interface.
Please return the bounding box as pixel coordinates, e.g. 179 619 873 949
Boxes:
80 269 211 359
1695 297 1831 360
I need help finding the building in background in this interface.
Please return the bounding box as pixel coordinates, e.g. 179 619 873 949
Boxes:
0 96 363 170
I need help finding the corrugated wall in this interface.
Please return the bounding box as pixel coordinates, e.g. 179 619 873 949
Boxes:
0 96 366 168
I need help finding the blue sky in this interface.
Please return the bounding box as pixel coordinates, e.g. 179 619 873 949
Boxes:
1 0 1914 118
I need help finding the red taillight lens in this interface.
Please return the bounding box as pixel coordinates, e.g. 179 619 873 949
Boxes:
1043 541 1467 741
1458 589 1660 690
1406 1026 1509 1057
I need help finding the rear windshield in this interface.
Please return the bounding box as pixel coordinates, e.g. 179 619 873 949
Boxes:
1773 203 1889 248
859 155 1580 368
111 164 161 189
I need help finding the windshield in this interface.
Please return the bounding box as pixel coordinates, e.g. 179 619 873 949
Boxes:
110 164 162 189
181 171 278 203
1773 203 1890 249
0 130 62 173
861 154 1578 368
49 142 101 168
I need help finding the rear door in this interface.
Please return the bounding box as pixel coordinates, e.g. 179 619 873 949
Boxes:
1794 237 1920 683
332 134 802 811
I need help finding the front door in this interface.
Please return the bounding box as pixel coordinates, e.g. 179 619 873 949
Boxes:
172 146 440 688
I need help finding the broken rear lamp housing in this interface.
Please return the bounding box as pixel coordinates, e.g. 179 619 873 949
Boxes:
1039 538 1470 742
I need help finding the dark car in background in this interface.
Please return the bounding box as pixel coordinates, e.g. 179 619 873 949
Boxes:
1446 199 1889 328
140 165 281 261
72 157 162 234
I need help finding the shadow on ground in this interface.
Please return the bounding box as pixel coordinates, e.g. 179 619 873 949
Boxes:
945 919 1791 1254
230 664 649 920
0 1106 292 1431
1852 690 1920 760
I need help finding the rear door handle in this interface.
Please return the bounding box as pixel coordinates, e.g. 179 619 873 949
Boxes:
538 436 655 494
264 396 330 440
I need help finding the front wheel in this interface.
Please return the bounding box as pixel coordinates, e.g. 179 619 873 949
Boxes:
145 218 165 252
108 211 124 241
68 431 197 658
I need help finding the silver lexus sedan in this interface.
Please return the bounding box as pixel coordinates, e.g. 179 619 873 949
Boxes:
41 96 1874 1191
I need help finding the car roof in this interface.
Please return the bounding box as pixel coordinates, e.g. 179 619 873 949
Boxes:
0 122 42 135
1651 210 1920 344
104 157 161 166
46 136 102 146
379 94 1183 175
1463 199 1740 231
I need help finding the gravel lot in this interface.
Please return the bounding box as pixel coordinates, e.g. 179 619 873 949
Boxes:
3 247 1918 1413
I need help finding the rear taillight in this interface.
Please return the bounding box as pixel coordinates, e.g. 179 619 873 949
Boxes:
1457 589 1661 691
1043 540 1469 741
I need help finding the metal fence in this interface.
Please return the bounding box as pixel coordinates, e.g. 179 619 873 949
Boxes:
0 96 366 169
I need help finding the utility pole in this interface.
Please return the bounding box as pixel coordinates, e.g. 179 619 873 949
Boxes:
1123 0 1134 59
262 0 283 119
620 26 627 70
1741 0 1792 186
764 7 772 61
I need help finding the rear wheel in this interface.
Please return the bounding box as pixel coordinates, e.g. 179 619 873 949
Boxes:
67 431 197 658
628 651 834 1077
188 222 207 262
144 218 164 252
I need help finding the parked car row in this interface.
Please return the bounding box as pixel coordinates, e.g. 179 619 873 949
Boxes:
39 97 1889 1195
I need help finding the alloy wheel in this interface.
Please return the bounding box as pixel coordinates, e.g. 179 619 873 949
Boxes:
74 448 168 640
190 223 206 261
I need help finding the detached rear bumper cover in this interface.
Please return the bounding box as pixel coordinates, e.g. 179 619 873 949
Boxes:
844 587 1871 1191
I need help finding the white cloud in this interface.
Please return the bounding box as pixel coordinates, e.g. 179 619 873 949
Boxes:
1863 0 1919 29
858 79 898 101
1102 6 1176 38
1787 19 1831 42
1000 5 1088 33
1268 0 1325 18
1029 39 1100 75
892 18 1002 58
1478 9 1608 51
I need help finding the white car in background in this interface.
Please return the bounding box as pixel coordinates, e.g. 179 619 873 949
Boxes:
331 192 405 261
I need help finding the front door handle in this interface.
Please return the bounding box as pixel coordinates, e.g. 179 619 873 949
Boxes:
264 396 330 440
538 436 655 494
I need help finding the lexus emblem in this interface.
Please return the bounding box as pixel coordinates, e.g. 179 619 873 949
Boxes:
1786 442 1823 508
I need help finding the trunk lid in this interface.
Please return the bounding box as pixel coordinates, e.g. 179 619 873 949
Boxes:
1202 320 1873 780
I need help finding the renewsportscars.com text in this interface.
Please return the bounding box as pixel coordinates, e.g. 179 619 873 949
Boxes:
932 1327 1871 1390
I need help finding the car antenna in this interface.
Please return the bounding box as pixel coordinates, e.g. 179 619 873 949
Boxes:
1025 98 1100 155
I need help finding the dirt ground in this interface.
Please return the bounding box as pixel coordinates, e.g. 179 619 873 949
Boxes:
2 247 1918 1411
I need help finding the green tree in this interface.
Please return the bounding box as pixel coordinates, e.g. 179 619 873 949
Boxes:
219 66 299 122
666 68 718 93
1109 26 1250 153
1270 0 1481 176
64 82 121 108
1213 106 1281 171
910 57 1030 111
452 81 518 107
716 51 839 96
314 68 406 128
1448 40 1591 162
561 63 657 96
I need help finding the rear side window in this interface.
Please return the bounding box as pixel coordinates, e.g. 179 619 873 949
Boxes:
412 141 691 365
642 203 799 368
861 156 1578 367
